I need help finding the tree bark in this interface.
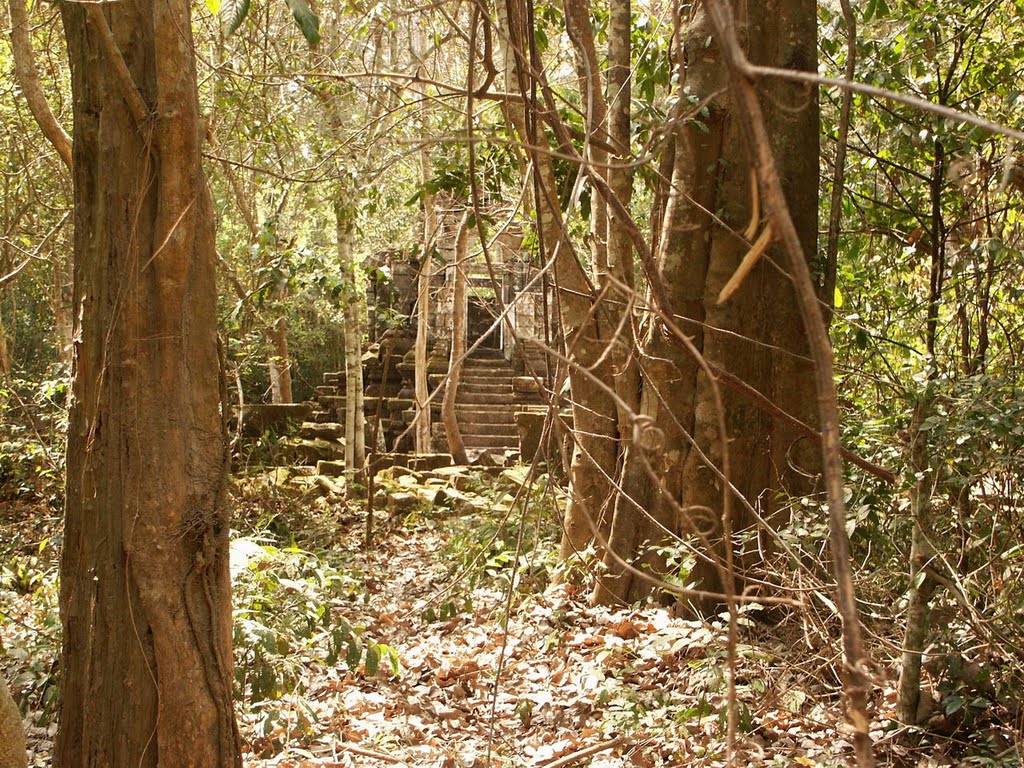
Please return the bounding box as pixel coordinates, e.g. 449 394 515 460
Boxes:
267 315 293 404
494 0 619 563
336 196 366 484
603 0 821 604
441 214 469 465
56 2 240 766
414 91 436 454
701 3 873 762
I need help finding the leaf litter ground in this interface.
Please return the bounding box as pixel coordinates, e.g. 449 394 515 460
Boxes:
1 467 1020 767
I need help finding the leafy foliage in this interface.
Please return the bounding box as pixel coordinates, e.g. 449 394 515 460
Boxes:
232 538 398 707
214 0 319 45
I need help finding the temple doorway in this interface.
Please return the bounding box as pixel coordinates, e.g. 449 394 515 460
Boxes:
467 296 500 350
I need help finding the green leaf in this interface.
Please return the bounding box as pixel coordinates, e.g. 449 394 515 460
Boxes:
205 0 222 14
364 643 380 675
345 635 362 668
833 286 844 308
381 644 400 675
284 0 321 45
943 695 965 716
222 0 251 35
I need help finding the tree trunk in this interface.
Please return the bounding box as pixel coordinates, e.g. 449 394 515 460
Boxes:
605 0 820 605
0 677 26 768
899 131 948 722
56 2 240 766
604 0 632 286
589 0 650 604
441 215 470 465
0 322 9 380
562 0 608 275
266 315 293 404
494 0 620 563
54 255 73 365
414 103 436 454
336 196 366 485
896 402 936 723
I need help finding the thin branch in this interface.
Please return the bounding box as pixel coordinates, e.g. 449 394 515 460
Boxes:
0 259 30 288
751 63 1024 144
822 0 856 311
85 4 151 128
8 0 73 167
539 736 632 768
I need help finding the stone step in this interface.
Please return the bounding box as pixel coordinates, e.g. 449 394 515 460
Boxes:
463 360 513 370
460 379 512 390
456 392 515 406
462 363 514 372
459 376 514 387
458 382 513 395
459 423 519 438
465 347 505 360
462 433 519 448
430 374 513 388
429 376 511 391
455 407 516 424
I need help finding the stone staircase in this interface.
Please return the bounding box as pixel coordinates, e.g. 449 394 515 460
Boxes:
448 347 521 452
299 333 550 463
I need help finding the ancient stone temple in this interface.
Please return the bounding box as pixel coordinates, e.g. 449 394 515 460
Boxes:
309 203 556 463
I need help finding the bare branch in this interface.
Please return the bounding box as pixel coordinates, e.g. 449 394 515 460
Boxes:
8 0 73 167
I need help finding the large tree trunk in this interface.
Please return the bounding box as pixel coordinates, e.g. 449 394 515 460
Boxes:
494 0 620 563
56 3 241 766
605 0 820 605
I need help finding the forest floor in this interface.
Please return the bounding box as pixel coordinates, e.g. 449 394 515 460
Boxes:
1 464 1021 767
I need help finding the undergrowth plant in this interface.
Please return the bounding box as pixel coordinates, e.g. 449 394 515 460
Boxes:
231 539 398 708
0 540 61 727
430 469 562 620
